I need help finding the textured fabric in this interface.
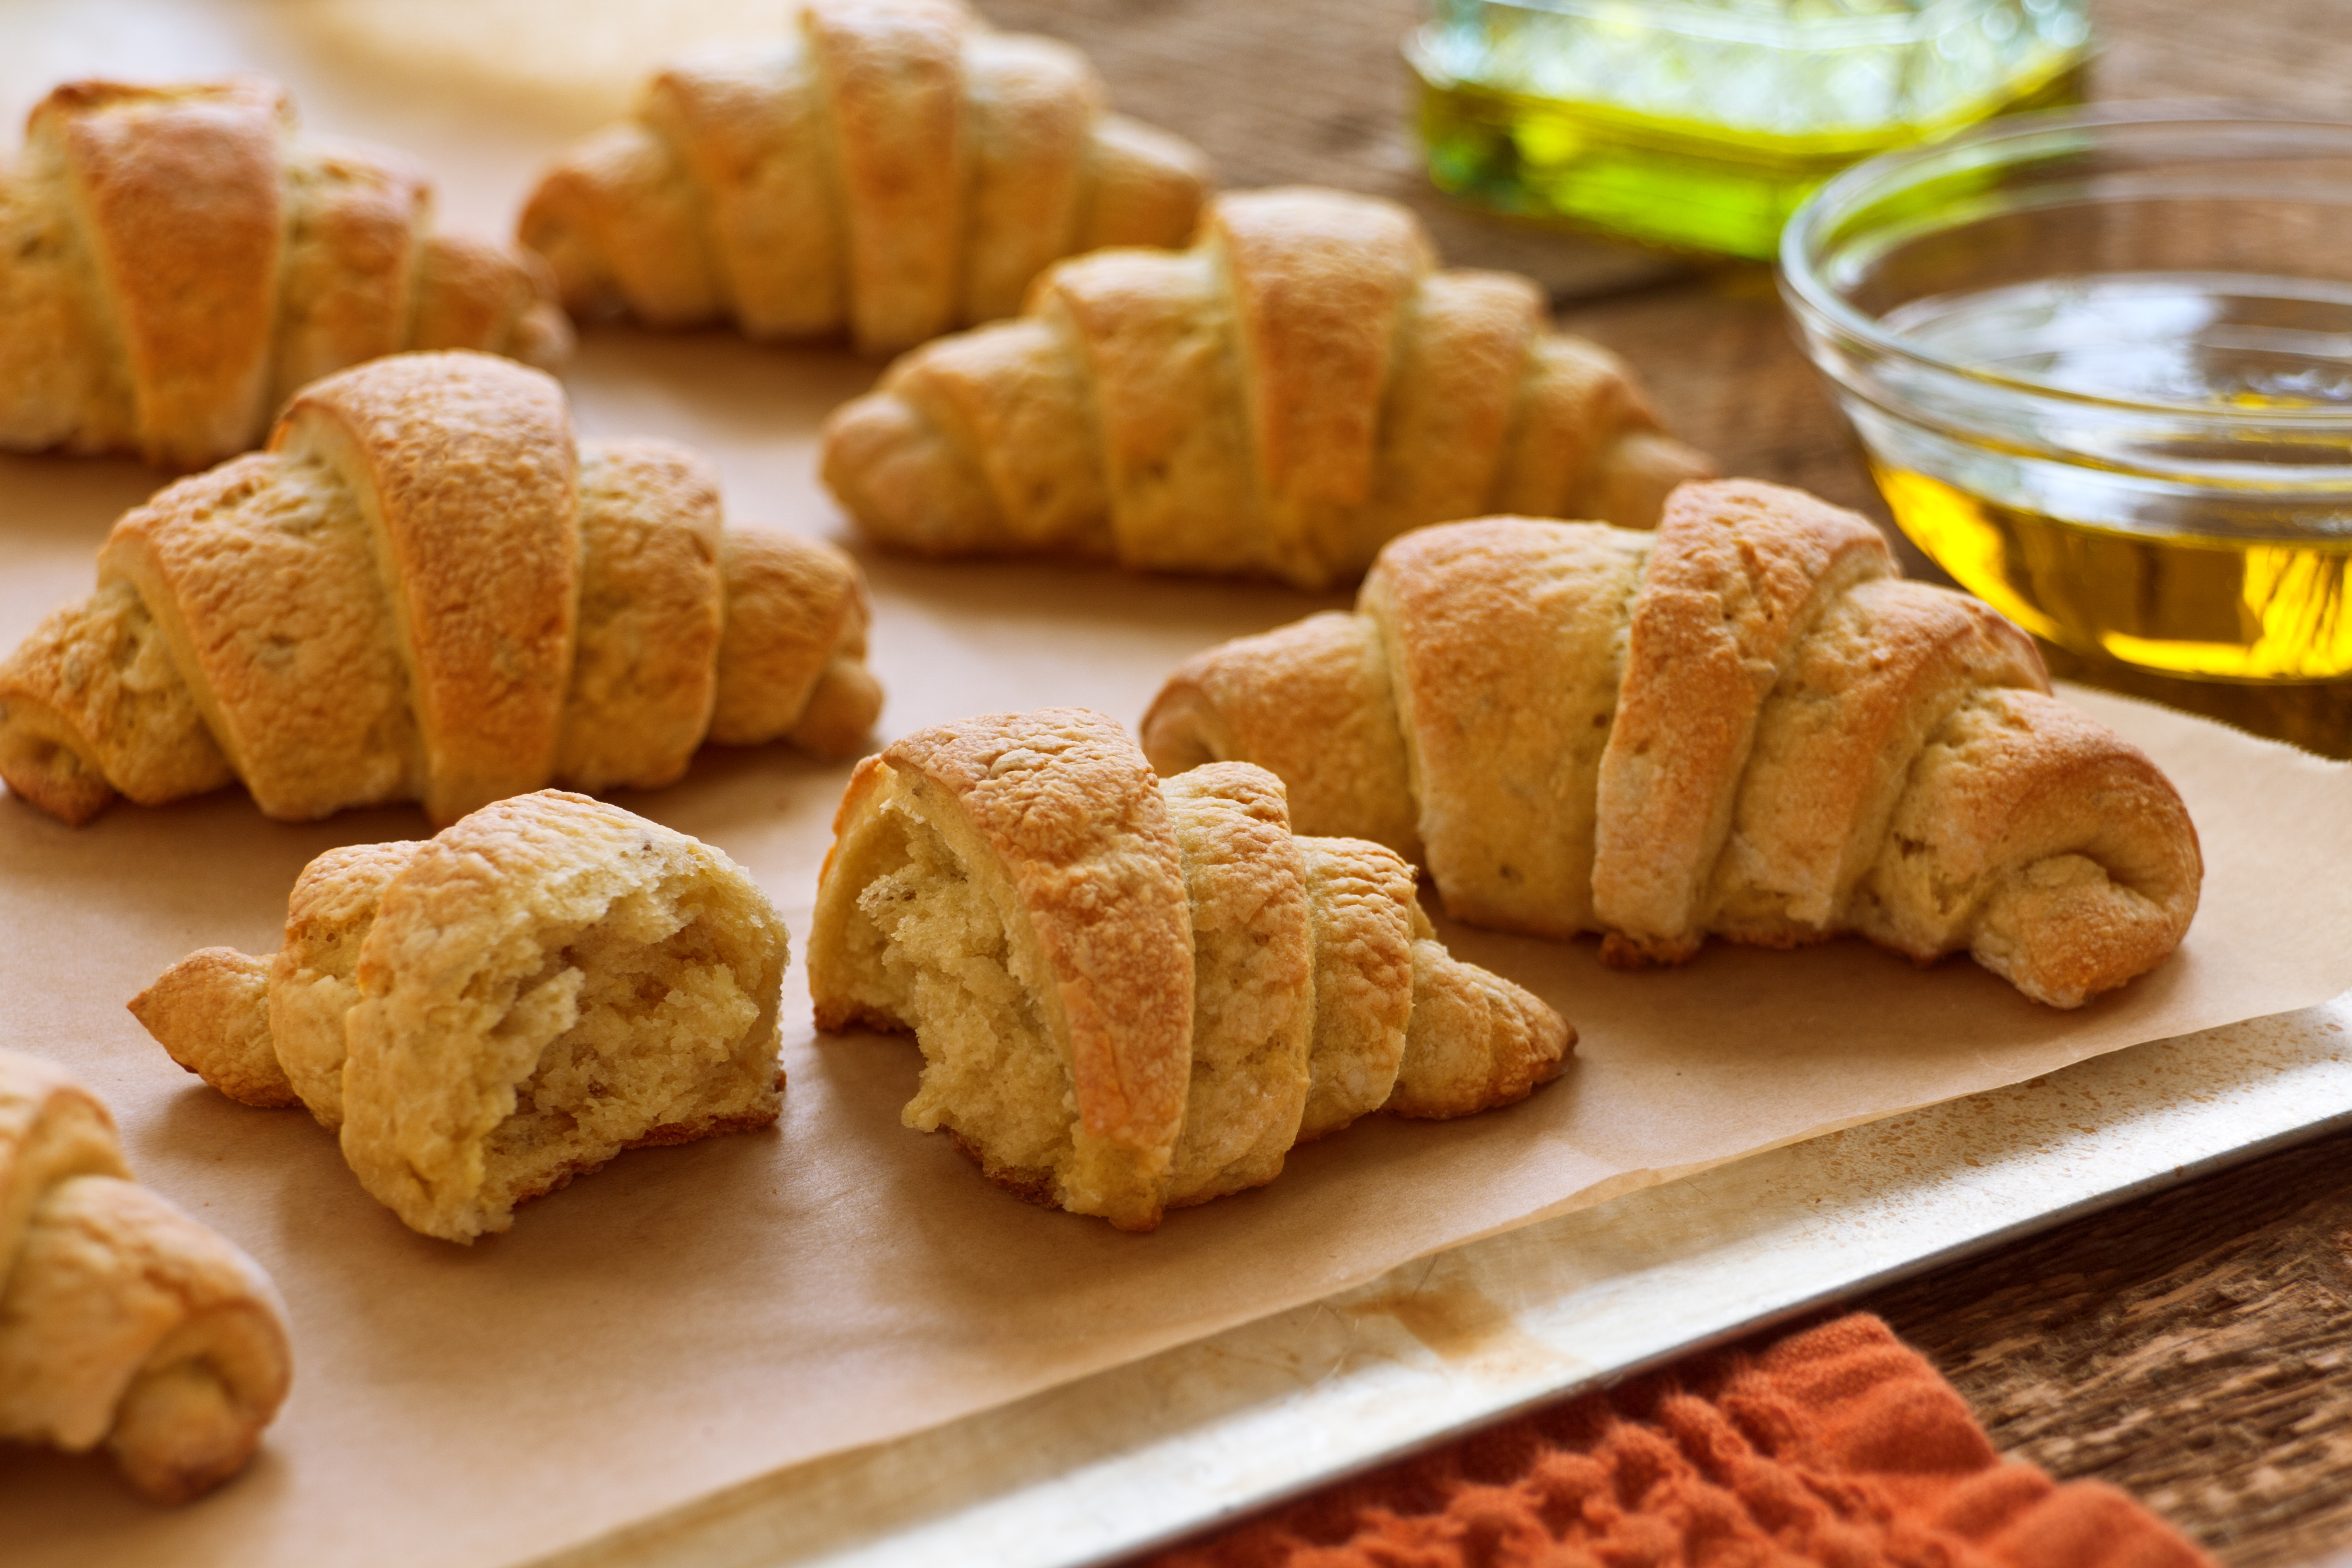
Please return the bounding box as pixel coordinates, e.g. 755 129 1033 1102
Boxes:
1140 1314 2213 1568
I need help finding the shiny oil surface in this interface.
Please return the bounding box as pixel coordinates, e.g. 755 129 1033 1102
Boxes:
1412 0 2089 259
1874 273 2352 679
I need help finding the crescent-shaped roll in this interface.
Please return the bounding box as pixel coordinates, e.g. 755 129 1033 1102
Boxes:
0 350 883 829
0 76 570 468
1142 481 2204 1009
805 709 1571 1232
127 790 791 1244
820 186 1716 589
518 0 1212 357
0 1047 292 1502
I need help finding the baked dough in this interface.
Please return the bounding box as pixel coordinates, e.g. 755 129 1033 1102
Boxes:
807 709 1571 1231
0 1047 291 1501
129 790 791 1244
1 76 568 467
0 350 881 829
1143 481 2204 1008
519 0 1211 356
821 185 1714 589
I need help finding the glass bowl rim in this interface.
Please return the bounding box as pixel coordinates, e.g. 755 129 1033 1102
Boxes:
1412 0 2065 52
1778 99 2352 425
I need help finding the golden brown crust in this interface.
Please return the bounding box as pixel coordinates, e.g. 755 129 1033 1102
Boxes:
1161 764 1313 1206
43 79 287 470
853 312 1111 558
637 47 837 337
1348 269 1541 567
805 747 921 1016
0 1051 129 1300
884 711 1195 1184
805 753 892 1042
807 733 1186 1228
520 122 714 329
128 792 790 1243
410 233 575 372
1594 481 1896 960
0 1048 292 1503
1366 518 1651 937
811 710 1575 1227
1052 244 1271 575
81 85 280 413
95 453 424 820
339 791 789 1241
269 839 424 1129
0 688 122 824
1078 113 1215 253
519 0 1209 356
1292 836 1418 1142
816 355 1009 558
708 529 878 755
1391 929 1572 1120
810 0 968 353
557 439 727 793
1707 579 2048 944
1855 689 2204 1008
1216 189 1429 584
959 33 1098 322
271 140 428 409
789 657 888 761
2 351 881 827
1141 482 2203 1006
1143 611 1419 859
128 949 293 1110
0 574 236 823
1 77 570 466
825 187 1714 587
276 352 579 825
1489 336 1714 523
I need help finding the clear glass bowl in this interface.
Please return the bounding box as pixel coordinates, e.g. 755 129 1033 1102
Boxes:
1782 104 2352 682
1410 0 2091 260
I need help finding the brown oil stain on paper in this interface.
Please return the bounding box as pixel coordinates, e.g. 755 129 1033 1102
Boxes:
1344 1262 1570 1380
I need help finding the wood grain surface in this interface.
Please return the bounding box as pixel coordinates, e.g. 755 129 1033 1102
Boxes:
980 1 2352 1562
1865 1124 2352 1568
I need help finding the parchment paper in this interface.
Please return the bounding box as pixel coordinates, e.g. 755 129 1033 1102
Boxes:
6 6 2352 1565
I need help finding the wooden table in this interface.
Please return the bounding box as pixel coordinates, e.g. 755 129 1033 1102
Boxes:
1867 1122 2352 1568
974 2 2352 1561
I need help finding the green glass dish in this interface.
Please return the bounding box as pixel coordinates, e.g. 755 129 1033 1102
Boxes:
1411 0 2092 260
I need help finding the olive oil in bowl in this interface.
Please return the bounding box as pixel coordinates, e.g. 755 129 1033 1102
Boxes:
1869 273 2352 680
1783 107 2352 709
1410 0 2091 261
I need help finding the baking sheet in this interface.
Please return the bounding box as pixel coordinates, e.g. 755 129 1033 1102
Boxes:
6 5 2352 1566
529 995 2352 1568
9 340 2352 1568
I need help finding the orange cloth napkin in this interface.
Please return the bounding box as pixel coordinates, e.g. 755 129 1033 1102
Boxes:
1141 1314 2212 1568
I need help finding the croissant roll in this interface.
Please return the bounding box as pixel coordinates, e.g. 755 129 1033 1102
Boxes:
519 0 1211 357
0 350 883 829
0 1048 292 1502
1142 480 2204 1009
820 186 1716 589
0 77 569 468
805 709 1571 1232
128 791 791 1244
